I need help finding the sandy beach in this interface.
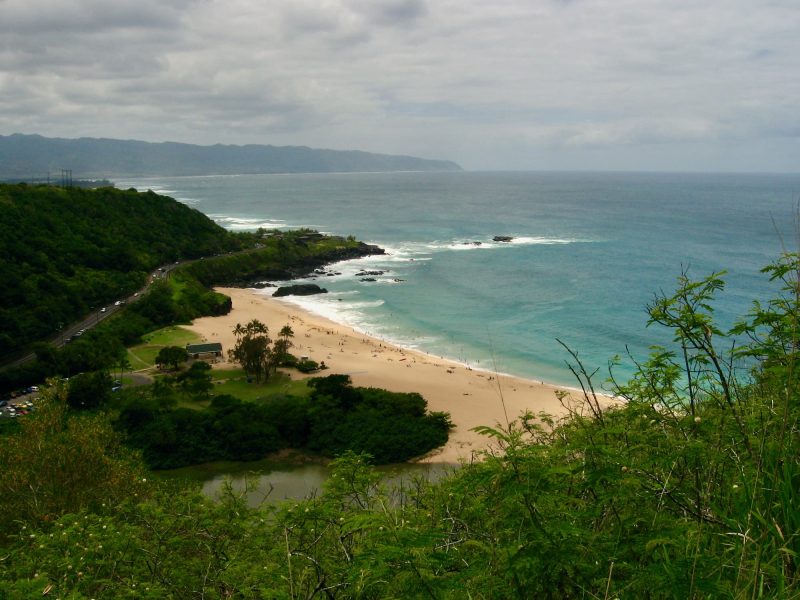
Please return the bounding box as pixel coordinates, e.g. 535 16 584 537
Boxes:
186 287 590 463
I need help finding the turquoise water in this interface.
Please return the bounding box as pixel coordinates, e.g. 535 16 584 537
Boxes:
120 171 800 388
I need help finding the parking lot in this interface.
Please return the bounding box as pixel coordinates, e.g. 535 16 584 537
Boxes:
0 387 40 419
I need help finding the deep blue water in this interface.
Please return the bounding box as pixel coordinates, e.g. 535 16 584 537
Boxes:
119 171 800 388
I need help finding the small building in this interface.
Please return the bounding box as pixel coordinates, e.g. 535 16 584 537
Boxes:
186 342 223 360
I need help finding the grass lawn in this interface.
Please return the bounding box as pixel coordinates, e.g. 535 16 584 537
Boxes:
210 369 311 402
142 367 311 406
128 326 202 370
126 347 154 370
142 326 201 347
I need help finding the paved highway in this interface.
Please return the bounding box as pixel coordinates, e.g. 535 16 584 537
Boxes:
0 261 183 372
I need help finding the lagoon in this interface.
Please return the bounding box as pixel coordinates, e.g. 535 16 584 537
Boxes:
159 458 458 507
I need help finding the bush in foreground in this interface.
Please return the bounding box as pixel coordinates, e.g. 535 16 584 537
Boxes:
0 254 798 598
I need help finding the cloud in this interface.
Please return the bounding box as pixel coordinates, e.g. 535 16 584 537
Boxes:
352 0 428 25
0 0 797 171
0 0 193 34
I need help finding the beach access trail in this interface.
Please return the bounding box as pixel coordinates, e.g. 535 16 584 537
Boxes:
186 287 583 463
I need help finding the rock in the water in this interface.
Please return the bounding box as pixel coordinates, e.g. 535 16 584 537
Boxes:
493 235 514 242
355 270 386 277
273 284 328 297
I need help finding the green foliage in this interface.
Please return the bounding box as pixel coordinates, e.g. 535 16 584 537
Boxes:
228 319 275 383
154 345 188 370
305 375 452 463
0 381 150 541
177 360 214 397
115 374 451 468
115 392 284 468
0 195 379 395
67 370 112 410
0 184 237 357
296 358 320 372
182 229 381 287
1 254 798 598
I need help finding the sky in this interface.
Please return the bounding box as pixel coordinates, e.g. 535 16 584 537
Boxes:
1 0 798 172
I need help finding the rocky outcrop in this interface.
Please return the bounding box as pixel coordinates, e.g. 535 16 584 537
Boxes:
273 284 328 297
493 236 514 243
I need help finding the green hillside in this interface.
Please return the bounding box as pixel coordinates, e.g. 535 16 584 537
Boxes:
0 133 462 179
0 184 238 356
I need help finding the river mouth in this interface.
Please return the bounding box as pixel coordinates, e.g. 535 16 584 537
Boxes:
157 455 459 507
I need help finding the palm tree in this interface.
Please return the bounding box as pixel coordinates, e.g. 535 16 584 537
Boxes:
116 355 132 384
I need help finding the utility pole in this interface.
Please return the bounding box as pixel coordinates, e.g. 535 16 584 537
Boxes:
60 169 73 188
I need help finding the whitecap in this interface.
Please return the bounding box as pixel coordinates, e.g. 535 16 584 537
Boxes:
370 236 591 258
273 294 387 334
116 182 203 205
508 236 585 245
208 215 288 230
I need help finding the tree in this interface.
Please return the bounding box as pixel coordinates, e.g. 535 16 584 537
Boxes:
228 319 274 383
274 324 294 365
0 380 149 540
178 360 213 398
67 370 111 410
114 353 131 383
155 345 188 370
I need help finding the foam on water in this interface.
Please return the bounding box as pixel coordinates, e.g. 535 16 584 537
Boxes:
123 171 800 387
271 293 388 337
208 215 289 230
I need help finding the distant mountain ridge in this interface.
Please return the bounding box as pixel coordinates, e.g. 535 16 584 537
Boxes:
0 133 461 179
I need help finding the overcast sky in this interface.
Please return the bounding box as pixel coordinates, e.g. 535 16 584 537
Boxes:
1 0 798 171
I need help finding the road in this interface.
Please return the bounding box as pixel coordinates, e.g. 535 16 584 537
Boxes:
0 261 184 372
2 240 336 373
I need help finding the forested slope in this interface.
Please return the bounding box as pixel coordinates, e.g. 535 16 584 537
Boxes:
0 184 238 356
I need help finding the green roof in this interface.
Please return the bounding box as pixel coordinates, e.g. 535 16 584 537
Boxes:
186 342 223 354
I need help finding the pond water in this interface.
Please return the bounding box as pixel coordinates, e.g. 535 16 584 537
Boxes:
158 458 459 508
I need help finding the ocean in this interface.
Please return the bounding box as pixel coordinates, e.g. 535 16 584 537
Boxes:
119 171 800 389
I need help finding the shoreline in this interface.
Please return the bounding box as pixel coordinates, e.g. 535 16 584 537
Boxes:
185 287 606 463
